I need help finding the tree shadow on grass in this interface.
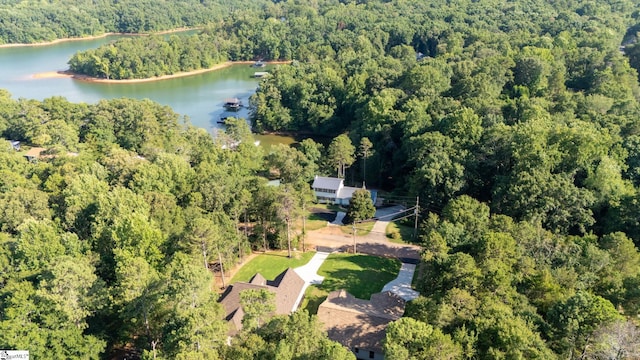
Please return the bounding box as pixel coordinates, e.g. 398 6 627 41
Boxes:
309 212 334 222
309 207 336 222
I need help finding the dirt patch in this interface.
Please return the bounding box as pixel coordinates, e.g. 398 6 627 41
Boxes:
212 252 259 292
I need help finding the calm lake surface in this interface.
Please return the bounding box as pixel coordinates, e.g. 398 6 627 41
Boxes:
0 34 294 144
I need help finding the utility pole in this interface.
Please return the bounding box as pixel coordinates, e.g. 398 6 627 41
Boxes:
413 196 419 240
218 250 226 289
352 221 357 254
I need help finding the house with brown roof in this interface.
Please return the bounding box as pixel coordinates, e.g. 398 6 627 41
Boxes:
317 290 406 360
218 268 305 336
22 147 79 162
23 147 46 162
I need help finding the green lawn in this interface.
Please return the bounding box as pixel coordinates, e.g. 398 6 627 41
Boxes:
339 220 375 236
297 218 328 231
300 253 401 314
310 203 345 212
386 222 417 244
230 251 316 283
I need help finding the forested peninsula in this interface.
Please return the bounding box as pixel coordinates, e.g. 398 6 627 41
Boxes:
3 0 640 359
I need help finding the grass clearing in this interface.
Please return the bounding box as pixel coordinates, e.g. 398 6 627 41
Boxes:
339 220 375 235
295 218 328 231
386 222 416 244
299 253 401 314
230 250 316 283
310 203 344 212
305 219 329 231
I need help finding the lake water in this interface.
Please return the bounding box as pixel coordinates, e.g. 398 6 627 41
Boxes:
0 34 293 144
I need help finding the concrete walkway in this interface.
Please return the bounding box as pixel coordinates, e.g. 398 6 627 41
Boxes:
292 251 331 310
369 220 389 240
331 211 346 225
382 263 420 301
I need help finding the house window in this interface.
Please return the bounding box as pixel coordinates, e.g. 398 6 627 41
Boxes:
314 188 337 194
369 351 374 359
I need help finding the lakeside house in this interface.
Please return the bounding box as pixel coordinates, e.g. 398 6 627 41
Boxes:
218 268 305 336
23 147 47 162
311 176 377 206
317 290 405 360
22 147 79 162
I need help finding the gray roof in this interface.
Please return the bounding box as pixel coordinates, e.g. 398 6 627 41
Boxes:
337 186 362 200
312 176 344 191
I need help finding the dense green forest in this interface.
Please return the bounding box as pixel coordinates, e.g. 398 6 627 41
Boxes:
3 0 640 359
0 0 273 44
68 33 230 80
0 92 337 358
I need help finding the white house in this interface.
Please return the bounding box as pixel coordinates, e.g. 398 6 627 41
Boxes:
312 176 364 206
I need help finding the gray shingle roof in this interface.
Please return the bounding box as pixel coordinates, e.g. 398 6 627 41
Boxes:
337 186 362 200
218 268 305 335
312 176 344 191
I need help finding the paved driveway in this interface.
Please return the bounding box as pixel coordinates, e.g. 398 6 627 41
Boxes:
292 251 330 310
374 205 407 220
382 263 420 301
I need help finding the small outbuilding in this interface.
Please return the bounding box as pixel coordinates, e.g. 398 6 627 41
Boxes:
7 140 20 151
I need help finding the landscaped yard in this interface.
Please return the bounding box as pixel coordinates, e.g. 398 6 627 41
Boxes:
230 251 316 283
300 253 401 314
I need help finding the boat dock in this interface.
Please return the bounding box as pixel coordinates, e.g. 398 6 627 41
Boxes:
223 98 242 111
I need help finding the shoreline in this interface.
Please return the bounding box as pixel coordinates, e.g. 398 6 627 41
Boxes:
31 60 291 83
0 28 198 49
256 129 319 137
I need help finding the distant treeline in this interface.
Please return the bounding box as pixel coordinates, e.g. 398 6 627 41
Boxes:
0 0 268 44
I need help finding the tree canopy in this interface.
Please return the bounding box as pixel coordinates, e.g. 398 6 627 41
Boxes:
3 0 640 358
